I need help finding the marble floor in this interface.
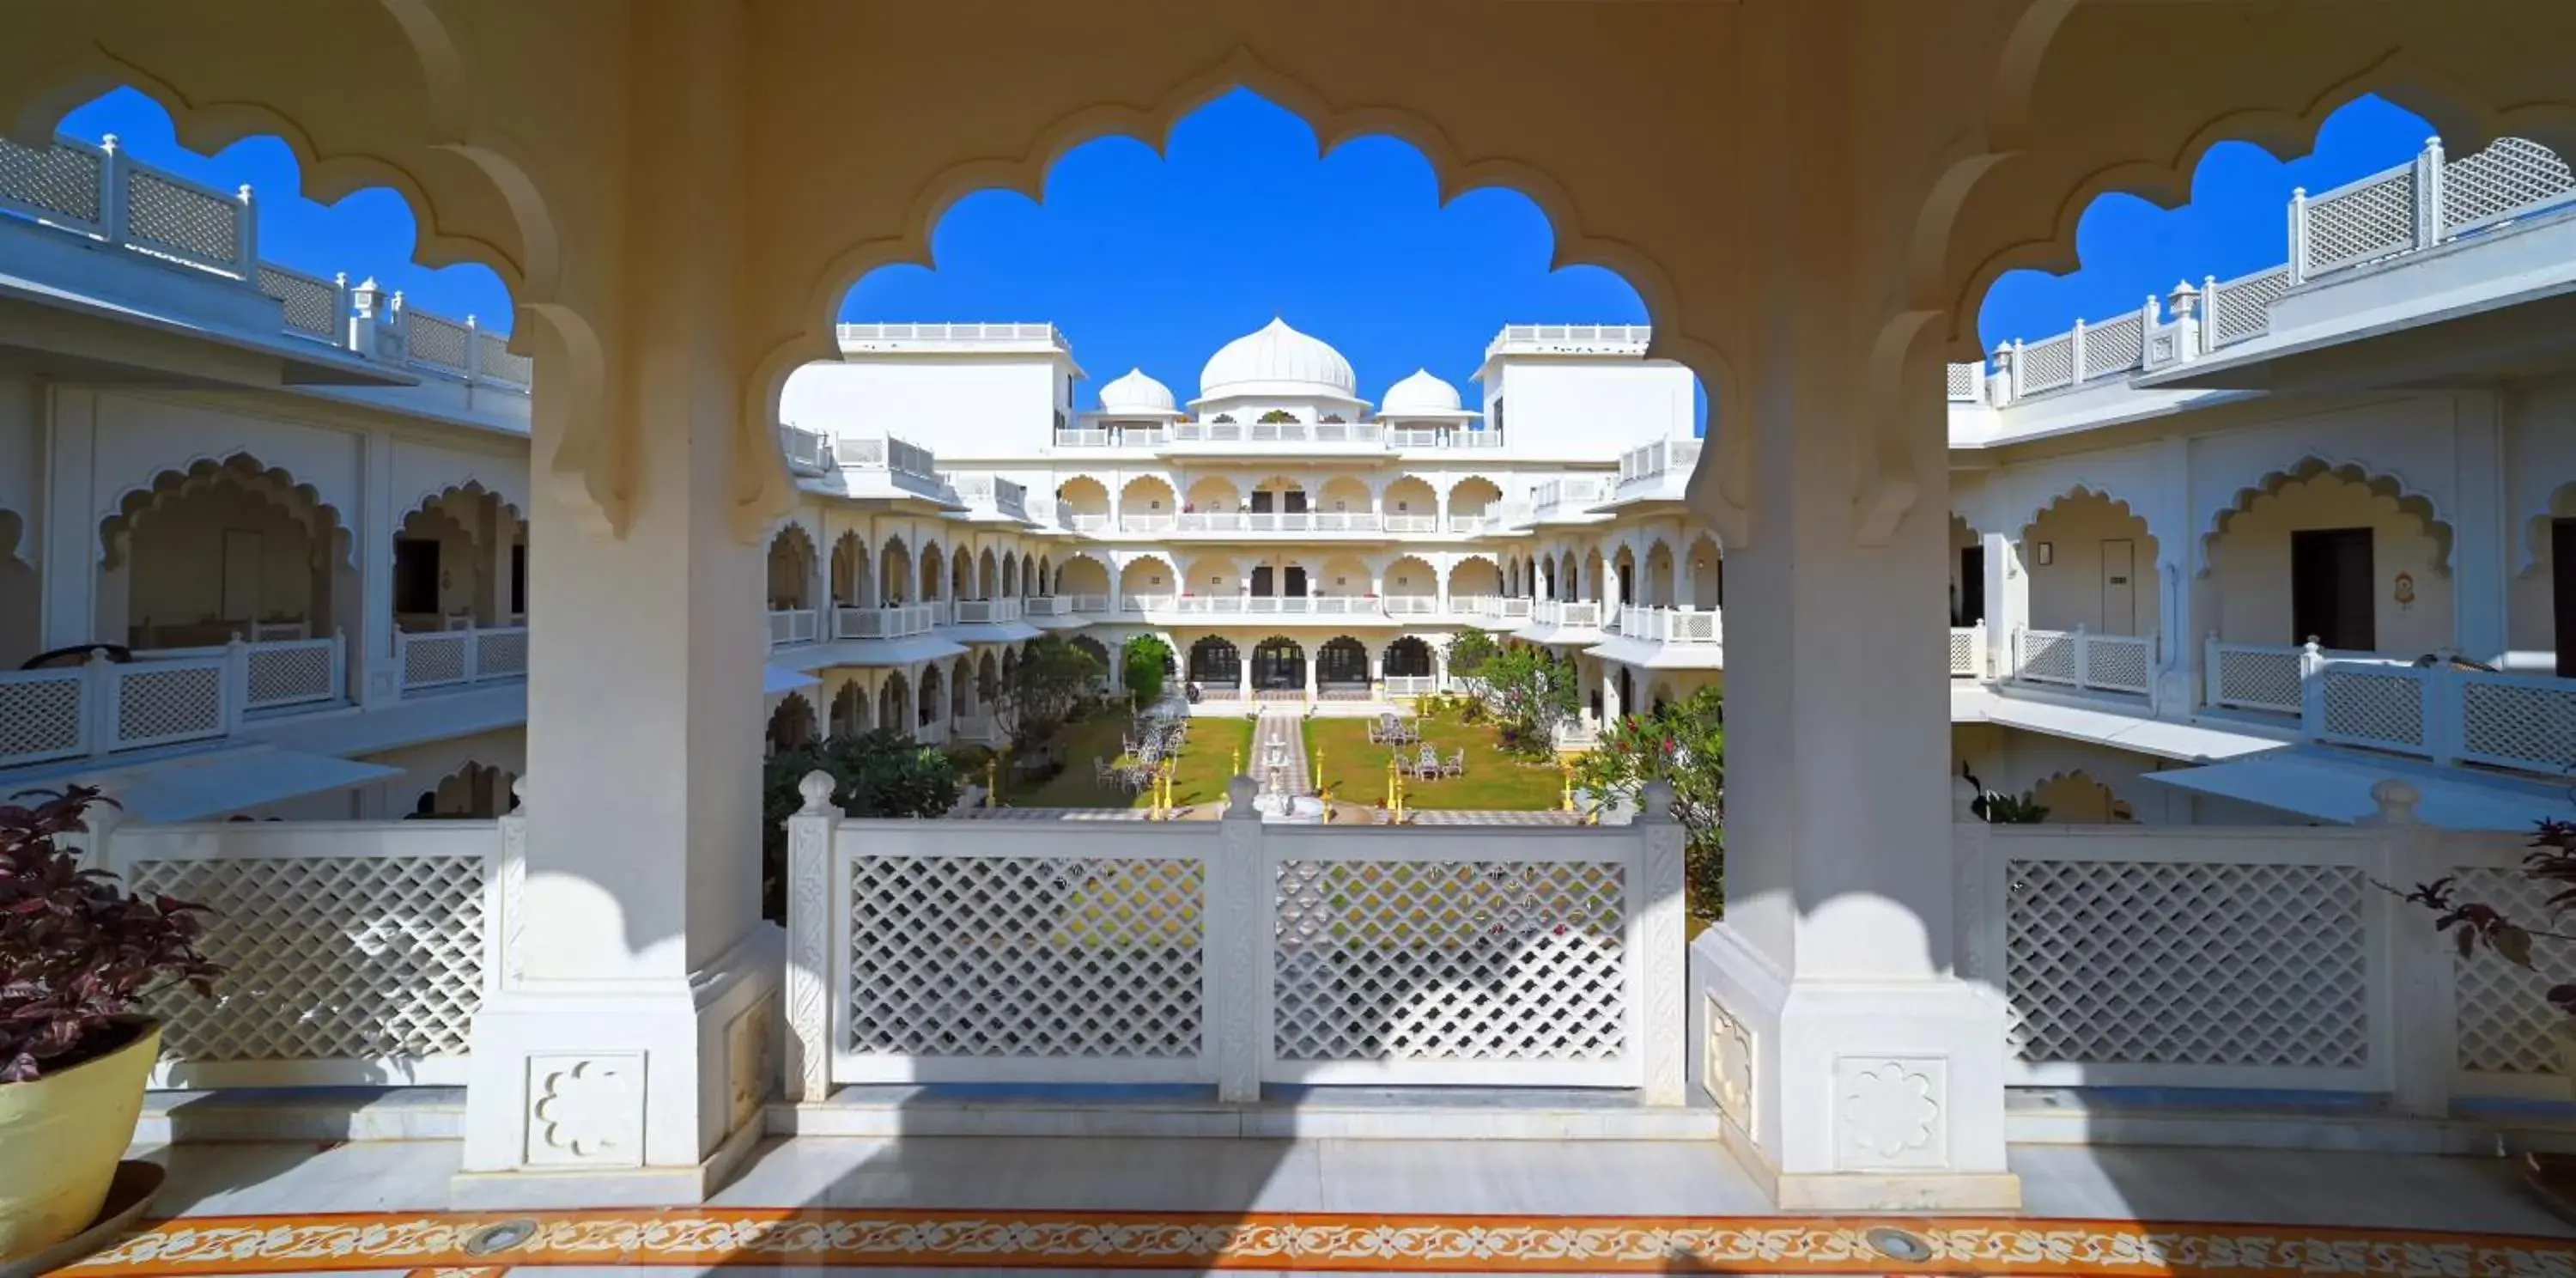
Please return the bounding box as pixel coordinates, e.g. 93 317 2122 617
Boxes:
45 1135 2576 1277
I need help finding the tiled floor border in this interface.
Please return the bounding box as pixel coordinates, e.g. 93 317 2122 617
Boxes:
52 1209 2576 1275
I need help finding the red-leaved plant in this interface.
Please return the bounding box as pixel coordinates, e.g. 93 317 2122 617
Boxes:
1 786 220 1082
2403 818 2576 1018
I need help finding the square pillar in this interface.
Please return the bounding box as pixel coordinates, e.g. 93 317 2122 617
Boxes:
1980 532 2020 682
2451 392 2510 666
2150 435 2198 716
458 1 775 1209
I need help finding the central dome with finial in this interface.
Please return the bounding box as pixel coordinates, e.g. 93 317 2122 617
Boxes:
1196 317 1359 403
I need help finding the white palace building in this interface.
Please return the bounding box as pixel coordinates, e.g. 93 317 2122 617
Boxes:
9 121 2576 1208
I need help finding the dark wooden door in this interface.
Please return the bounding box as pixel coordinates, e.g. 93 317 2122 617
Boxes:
2555 518 2576 677
2290 526 2375 651
1958 547 1985 627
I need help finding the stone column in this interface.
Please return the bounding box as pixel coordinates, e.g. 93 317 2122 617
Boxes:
2149 435 2197 715
38 388 100 652
1237 639 1253 701
1688 4 2012 1211
2452 391 2509 666
1981 532 2020 683
459 1 775 1209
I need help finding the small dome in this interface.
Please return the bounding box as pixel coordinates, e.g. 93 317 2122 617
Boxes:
1380 368 1465 417
1097 367 1178 417
1198 317 1358 400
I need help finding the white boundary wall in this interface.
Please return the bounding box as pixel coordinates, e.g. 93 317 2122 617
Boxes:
783 775 1687 1103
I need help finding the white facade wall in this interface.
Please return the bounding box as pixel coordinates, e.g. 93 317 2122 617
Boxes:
1485 358 1694 458
779 356 1067 455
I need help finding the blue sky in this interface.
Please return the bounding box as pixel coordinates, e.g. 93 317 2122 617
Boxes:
58 86 2435 415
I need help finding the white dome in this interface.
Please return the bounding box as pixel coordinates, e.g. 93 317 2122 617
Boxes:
1380 368 1467 417
1097 367 1179 417
1197 317 1358 401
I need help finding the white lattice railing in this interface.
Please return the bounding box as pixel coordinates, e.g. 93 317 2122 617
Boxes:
2301 658 2576 776
777 423 835 475
1530 599 1602 629
1949 624 1987 679
1959 135 2574 408
95 818 498 1089
0 636 349 768
1958 811 2567 1103
833 603 938 639
768 607 821 648
1617 605 1721 644
782 779 1686 1098
0 134 535 397
2009 626 2154 697
397 624 529 696
2204 638 2313 715
1613 438 1703 490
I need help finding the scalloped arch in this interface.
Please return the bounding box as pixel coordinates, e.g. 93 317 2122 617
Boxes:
101 453 354 571
1916 33 2576 353
2203 457 2454 578
2016 484 2157 550
738 46 1745 547
401 479 523 532
2518 479 2576 578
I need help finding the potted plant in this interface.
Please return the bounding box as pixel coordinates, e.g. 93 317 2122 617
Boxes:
1 786 218 1262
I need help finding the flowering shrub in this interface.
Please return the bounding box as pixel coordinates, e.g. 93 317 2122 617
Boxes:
0 786 219 1081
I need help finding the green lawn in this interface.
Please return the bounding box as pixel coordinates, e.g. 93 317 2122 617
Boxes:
1305 708 1567 812
1005 711 1256 814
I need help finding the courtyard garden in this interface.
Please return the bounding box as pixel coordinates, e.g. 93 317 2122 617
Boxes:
1005 709 1257 814
1304 699 1570 812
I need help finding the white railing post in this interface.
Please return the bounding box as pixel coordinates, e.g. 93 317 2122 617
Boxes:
2415 136 2445 252
2068 318 2087 386
233 184 258 275
461 618 482 684
2071 624 2091 689
2202 631 2221 709
2362 779 2452 1117
97 134 127 246
1211 776 1264 1103
222 636 249 731
331 628 349 703
1951 776 2004 986
1970 619 1988 679
1634 779 1687 1105
2287 187 2311 285
463 314 483 385
2166 279 2201 367
782 770 839 1103
85 649 115 758
2299 638 2327 735
2008 338 2026 401
2424 656 2461 765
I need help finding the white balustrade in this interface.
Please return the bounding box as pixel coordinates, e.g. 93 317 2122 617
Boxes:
1619 605 1722 644
97 816 500 1088
1023 595 1071 618
1957 808 2559 1102
1382 595 1440 616
834 603 936 639
1382 674 1442 696
398 624 530 695
1121 514 1179 533
1068 513 1114 532
1068 593 1111 615
768 607 821 648
0 636 359 766
783 783 1686 1098
2009 626 2153 696
951 599 1024 624
1383 514 1437 533
1948 624 1987 679
1311 512 1382 532
1531 599 1602 629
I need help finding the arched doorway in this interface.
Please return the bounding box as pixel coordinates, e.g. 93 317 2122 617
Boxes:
829 680 868 736
1251 636 1304 692
1188 636 1240 692
1383 636 1434 679
878 671 911 734
765 693 817 755
1316 636 1368 696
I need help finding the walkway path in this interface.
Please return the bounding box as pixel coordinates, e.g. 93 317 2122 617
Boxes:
1252 707 1312 796
76 1135 2576 1275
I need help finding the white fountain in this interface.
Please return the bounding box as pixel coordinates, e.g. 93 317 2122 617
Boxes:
1249 730 1325 823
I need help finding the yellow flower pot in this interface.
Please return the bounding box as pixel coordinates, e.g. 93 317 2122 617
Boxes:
0 1022 160 1263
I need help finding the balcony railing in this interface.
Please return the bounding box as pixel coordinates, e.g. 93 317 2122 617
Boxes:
1530 478 1609 516
1953 135 2576 406
397 624 528 695
1067 593 1112 615
777 423 835 476
1949 624 1987 679
0 134 534 394
1615 438 1703 490
1486 323 1652 358
835 321 1066 350
0 636 349 769
1618 605 1722 644
2010 626 2154 697
833 603 939 639
1530 599 1602 629
1023 596 1072 618
1054 426 1167 448
951 599 1024 624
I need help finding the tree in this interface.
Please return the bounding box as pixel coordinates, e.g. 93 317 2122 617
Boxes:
989 634 1102 750
1472 642 1578 754
1122 634 1172 707
1449 629 1500 677
1575 687 1725 918
761 730 959 921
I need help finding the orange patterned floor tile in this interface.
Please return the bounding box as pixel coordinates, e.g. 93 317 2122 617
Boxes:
41 1208 2576 1276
